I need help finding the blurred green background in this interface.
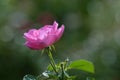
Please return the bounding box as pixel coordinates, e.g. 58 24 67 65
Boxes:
0 0 120 80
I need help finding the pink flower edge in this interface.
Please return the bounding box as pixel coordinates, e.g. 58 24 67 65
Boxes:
24 21 65 50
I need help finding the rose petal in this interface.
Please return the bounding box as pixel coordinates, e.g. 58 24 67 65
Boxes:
53 21 58 31
43 34 57 46
24 21 64 50
56 25 64 41
25 41 46 50
24 33 37 41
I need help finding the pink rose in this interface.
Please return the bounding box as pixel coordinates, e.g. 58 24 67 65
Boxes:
24 21 64 50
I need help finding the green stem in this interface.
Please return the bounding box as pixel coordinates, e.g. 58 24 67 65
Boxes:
46 47 62 80
61 63 64 80
50 61 58 75
48 50 56 69
47 48 59 76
